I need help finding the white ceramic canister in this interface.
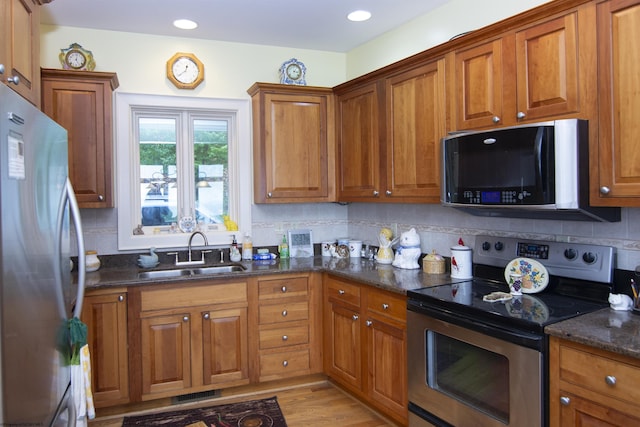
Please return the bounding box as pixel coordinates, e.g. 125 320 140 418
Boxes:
450 239 472 279
348 240 363 258
85 250 101 272
321 241 335 257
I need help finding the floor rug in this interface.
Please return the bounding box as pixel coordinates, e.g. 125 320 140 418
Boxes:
121 396 288 427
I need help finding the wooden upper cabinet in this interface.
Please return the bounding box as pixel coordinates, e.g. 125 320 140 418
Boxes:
41 69 119 208
385 58 445 202
336 82 382 200
593 0 640 206
449 4 594 131
0 0 41 105
248 83 335 203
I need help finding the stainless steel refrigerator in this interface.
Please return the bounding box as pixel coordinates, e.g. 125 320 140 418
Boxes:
0 84 86 426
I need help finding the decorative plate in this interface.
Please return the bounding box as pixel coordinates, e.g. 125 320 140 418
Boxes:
178 216 195 233
504 257 549 294
505 295 550 323
239 413 274 427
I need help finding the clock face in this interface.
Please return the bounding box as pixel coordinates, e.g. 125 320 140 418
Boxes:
172 57 200 84
65 50 87 69
286 64 302 80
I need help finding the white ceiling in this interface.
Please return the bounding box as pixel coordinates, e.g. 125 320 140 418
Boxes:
40 0 450 52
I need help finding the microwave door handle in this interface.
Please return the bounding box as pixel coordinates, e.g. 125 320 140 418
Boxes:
534 127 544 187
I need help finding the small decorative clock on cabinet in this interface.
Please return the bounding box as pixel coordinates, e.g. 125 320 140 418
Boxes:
166 52 204 89
59 43 96 71
279 58 307 85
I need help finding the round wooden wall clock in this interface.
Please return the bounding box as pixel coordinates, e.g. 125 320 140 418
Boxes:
166 52 204 89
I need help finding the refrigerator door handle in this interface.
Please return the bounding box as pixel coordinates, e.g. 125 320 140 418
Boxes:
67 179 86 318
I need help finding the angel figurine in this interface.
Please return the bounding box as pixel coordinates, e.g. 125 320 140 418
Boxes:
376 227 397 264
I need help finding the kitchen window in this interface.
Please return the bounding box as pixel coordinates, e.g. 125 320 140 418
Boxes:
115 93 251 250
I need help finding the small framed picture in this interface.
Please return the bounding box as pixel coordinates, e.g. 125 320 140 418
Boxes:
288 229 314 258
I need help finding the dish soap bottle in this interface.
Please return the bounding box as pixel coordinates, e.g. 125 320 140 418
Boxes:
230 235 242 262
242 233 253 260
278 234 289 259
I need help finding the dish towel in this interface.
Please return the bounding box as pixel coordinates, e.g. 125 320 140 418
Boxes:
72 344 95 427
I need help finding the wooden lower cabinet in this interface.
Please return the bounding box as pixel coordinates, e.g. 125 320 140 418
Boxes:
135 280 249 401
549 336 640 426
323 274 408 425
81 288 129 407
251 273 323 382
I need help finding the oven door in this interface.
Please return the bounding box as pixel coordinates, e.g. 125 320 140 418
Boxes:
408 307 542 427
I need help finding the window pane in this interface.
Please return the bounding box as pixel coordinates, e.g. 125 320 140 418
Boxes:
139 117 178 226
194 119 228 225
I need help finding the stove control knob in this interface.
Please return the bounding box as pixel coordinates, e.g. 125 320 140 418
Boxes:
583 252 597 264
494 241 504 251
564 248 578 260
482 241 491 251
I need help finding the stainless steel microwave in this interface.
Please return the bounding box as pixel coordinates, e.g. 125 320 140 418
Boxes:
441 119 620 222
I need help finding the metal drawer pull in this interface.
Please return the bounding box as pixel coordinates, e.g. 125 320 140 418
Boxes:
282 335 288 341
183 316 189 322
352 314 359 321
366 320 373 327
203 313 210 320
382 303 389 310
560 396 570 406
282 360 288 367
282 310 287 317
118 295 124 302
281 286 287 293
605 375 617 386
338 289 345 295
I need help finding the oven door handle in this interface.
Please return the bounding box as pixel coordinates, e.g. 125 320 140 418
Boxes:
408 299 544 350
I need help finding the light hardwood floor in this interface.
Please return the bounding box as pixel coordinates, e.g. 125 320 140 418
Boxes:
89 376 400 426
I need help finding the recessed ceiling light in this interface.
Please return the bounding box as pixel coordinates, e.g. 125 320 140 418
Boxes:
347 10 372 22
173 19 198 30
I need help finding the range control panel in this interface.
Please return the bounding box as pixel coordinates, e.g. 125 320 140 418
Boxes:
474 235 614 283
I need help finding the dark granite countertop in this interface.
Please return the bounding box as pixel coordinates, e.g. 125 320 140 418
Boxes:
545 308 640 360
81 255 455 295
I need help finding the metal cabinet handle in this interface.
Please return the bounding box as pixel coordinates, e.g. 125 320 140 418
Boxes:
352 314 359 321
281 286 287 293
203 313 210 320
0 64 4 74
366 320 373 327
267 192 273 198
338 289 345 295
118 295 124 302
282 335 288 341
385 190 392 196
382 303 389 310
7 75 19 85
560 396 570 406
605 375 617 386
373 190 379 197
282 360 288 367
600 186 611 195
282 310 287 317
183 316 189 322
97 195 104 201
492 116 501 123
516 111 526 119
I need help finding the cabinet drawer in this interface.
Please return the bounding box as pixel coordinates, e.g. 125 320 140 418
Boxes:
558 344 640 405
259 301 308 324
326 278 361 307
141 282 246 312
259 349 310 376
366 289 406 322
259 277 308 300
259 324 309 350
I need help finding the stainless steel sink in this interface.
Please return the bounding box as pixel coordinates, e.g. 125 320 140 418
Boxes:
192 264 245 275
137 269 193 279
137 264 246 280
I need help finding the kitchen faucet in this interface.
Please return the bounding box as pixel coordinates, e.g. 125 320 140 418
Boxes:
167 231 211 266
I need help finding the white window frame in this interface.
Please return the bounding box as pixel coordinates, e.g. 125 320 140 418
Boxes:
115 92 252 250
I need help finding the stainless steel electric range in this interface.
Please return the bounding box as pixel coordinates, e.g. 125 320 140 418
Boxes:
407 235 615 427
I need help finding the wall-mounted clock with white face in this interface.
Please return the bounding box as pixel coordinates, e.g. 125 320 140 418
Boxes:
166 52 204 89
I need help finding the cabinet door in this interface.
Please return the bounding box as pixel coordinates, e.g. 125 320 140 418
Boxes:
200 307 249 387
0 0 40 105
336 82 382 200
41 70 118 208
324 302 362 391
365 315 407 423
81 291 129 407
594 0 640 205
515 11 580 122
385 59 445 201
452 39 505 130
141 312 192 397
558 391 640 426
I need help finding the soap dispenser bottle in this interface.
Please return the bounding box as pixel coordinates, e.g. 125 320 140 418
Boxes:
242 233 253 260
230 235 242 262
279 234 289 259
